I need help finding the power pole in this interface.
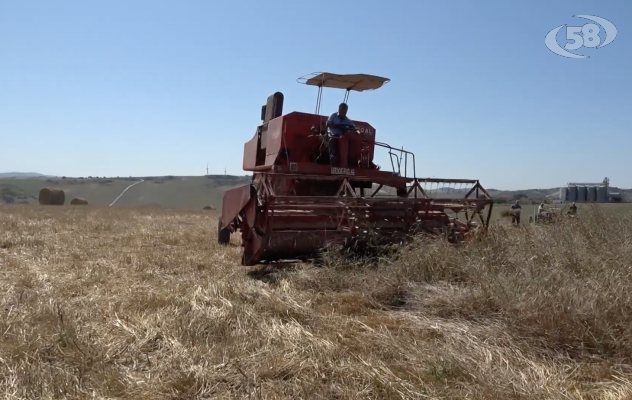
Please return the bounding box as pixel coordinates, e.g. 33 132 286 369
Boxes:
224 167 227 176
206 163 209 176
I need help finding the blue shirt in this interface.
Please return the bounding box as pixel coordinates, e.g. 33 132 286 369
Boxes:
327 112 355 137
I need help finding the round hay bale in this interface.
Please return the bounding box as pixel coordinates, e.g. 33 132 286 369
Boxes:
38 187 65 205
70 197 89 205
203 205 216 210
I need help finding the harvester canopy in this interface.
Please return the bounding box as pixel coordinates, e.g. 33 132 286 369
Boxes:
297 72 390 92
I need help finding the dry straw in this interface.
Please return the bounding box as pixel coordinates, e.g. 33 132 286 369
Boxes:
70 197 89 205
1 204 631 398
38 187 65 205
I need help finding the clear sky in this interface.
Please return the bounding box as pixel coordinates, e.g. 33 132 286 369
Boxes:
1 0 630 190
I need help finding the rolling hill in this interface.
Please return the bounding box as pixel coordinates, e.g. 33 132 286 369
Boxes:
0 172 48 178
1 172 629 209
0 175 252 209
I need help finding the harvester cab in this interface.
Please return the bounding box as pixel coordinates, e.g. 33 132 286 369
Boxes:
245 72 389 176
218 72 494 266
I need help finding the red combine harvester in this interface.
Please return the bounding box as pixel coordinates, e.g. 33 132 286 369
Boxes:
218 72 494 265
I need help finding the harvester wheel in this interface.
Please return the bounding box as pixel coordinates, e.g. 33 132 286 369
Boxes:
217 214 231 245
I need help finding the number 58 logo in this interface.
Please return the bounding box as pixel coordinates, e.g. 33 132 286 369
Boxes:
545 15 617 58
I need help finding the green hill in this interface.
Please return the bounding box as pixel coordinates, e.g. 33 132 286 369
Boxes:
2 173 629 209
0 175 252 209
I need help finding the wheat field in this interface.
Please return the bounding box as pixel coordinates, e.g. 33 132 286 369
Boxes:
1 204 632 399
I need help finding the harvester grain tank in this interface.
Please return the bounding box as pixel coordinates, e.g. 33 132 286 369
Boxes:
217 72 494 265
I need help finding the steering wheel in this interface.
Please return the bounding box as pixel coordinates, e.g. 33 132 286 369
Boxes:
335 124 359 133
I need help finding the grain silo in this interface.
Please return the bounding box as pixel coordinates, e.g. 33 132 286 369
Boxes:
577 185 588 202
567 185 578 202
559 187 568 202
587 186 597 202
597 185 608 203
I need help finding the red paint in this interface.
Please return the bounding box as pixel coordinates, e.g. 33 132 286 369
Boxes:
222 96 494 265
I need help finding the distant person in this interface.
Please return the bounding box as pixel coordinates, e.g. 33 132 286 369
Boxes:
511 200 522 225
537 202 551 222
326 103 358 164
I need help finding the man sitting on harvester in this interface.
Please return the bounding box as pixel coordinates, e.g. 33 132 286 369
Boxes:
326 102 359 164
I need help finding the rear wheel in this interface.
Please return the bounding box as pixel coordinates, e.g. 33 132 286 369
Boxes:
217 214 230 245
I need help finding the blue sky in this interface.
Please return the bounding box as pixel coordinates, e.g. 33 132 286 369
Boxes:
1 0 630 190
